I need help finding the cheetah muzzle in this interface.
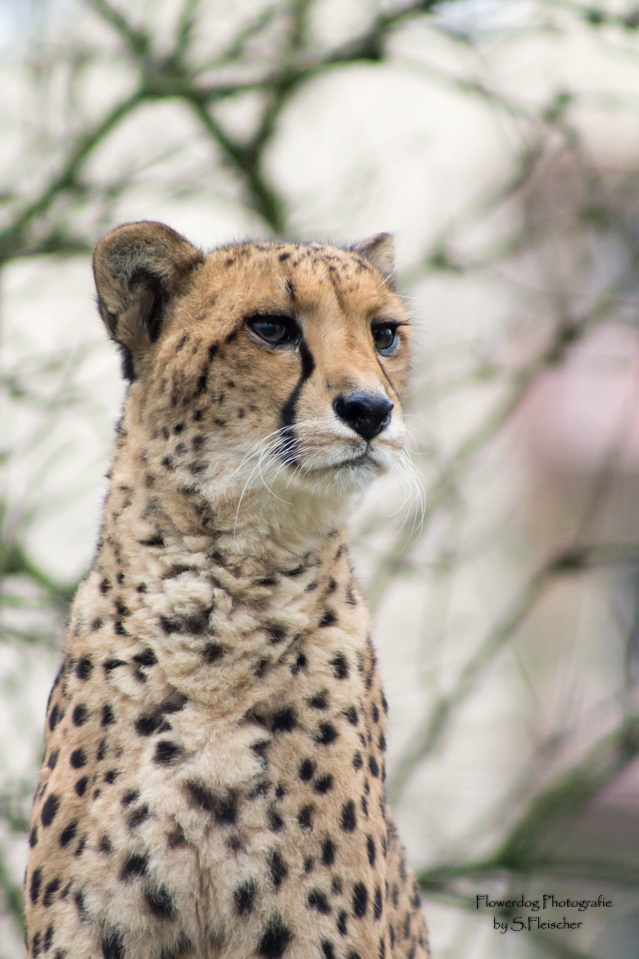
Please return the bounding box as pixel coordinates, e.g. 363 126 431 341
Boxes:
25 222 429 959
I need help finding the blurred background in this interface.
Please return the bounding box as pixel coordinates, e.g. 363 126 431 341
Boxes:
2 0 639 956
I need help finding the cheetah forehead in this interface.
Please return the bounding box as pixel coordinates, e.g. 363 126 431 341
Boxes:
93 222 404 376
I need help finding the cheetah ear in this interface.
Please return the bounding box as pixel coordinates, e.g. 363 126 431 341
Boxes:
93 221 205 380
351 233 396 291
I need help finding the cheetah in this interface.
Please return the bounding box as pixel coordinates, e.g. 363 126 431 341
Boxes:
24 221 429 959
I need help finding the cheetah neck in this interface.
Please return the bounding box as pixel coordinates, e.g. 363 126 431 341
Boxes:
73 429 367 713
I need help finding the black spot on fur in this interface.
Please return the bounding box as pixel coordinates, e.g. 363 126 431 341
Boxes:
330 653 349 679
234 879 256 915
353 882 368 918
410 879 422 910
268 850 288 887
374 886 383 919
308 889 331 914
367 835 376 867
75 776 88 796
344 706 358 725
103 658 126 673
59 820 78 847
30 867 42 903
72 704 89 726
203 642 225 663
195 371 208 395
48 704 60 732
315 723 338 746
102 704 115 726
290 652 307 674
121 789 140 807
41 794 60 827
308 692 329 710
120 852 149 881
185 780 238 826
98 834 112 854
267 806 284 832
135 713 165 736
299 758 315 781
271 707 297 733
139 533 164 547
337 911 348 936
321 838 336 866
154 741 183 765
319 610 337 628
341 800 357 832
322 942 336 959
74 889 89 922
75 657 93 680
133 647 157 666
368 755 379 777
47 750 59 770
298 804 314 830
314 775 333 794
353 751 363 769
251 739 270 762
258 915 292 959
267 625 286 644
167 826 186 848
144 885 175 919
70 748 87 769
127 804 150 829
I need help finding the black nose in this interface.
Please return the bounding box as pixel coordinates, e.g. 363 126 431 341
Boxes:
333 392 394 441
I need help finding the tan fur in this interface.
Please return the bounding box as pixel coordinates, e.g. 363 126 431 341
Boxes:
24 223 429 959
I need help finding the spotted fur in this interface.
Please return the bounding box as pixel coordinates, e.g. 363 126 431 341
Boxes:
24 222 429 959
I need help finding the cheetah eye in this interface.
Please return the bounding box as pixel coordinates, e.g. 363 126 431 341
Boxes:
246 313 299 346
372 323 399 355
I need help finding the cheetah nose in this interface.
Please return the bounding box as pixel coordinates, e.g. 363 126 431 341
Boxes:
333 392 394 441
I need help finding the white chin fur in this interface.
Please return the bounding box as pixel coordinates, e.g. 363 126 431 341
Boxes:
254 444 396 499
197 433 404 537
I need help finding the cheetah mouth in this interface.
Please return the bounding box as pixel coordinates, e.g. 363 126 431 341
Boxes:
300 448 387 475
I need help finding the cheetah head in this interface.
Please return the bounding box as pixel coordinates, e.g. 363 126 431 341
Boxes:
94 222 411 525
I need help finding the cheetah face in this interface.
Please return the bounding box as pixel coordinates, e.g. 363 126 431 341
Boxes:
94 222 411 507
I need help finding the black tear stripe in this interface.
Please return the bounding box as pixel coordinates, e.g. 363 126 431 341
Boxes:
375 356 397 395
278 340 315 465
